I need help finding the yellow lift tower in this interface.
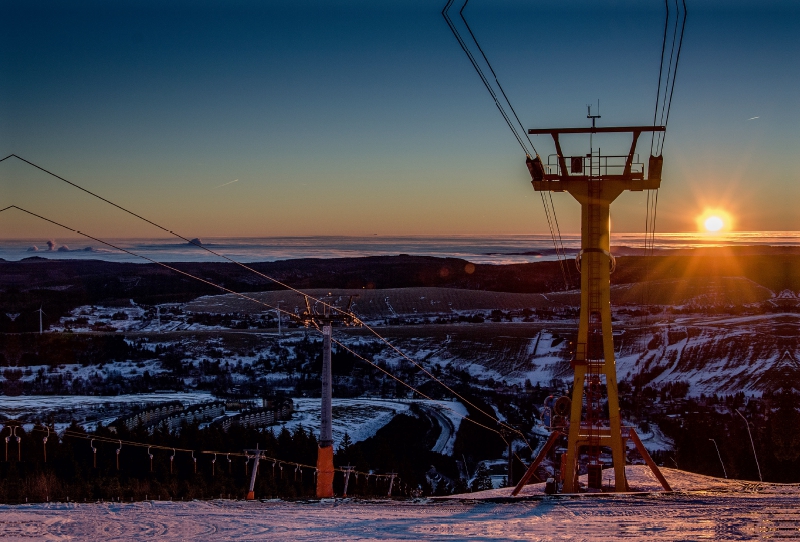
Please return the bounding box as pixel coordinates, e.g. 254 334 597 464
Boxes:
514 111 671 494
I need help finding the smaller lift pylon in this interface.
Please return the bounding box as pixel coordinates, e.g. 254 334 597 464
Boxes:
298 294 358 498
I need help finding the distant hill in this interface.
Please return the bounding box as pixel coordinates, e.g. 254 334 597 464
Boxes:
1 250 799 332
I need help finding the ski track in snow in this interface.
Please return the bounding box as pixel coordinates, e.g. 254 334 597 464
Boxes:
2 468 797 540
1 492 798 541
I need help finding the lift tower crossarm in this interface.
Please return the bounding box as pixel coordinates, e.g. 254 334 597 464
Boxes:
528 126 665 190
527 125 664 134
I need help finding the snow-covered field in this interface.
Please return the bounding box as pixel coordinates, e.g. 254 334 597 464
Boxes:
1 392 216 417
0 394 466 454
0 392 218 433
275 398 466 452
2 467 799 541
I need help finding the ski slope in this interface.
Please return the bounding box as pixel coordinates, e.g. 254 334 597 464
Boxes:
1 467 798 541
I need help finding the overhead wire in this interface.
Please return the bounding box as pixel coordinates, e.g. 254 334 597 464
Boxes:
642 0 685 342
658 0 687 153
548 192 572 289
25 426 397 482
442 1 571 291
442 0 530 154
0 201 534 461
1 200 523 455
0 205 298 320
458 0 538 156
540 192 571 291
330 335 534 465
656 1 680 144
654 0 687 155
0 155 533 451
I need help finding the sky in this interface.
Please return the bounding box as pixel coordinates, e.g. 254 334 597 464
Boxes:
1 0 798 239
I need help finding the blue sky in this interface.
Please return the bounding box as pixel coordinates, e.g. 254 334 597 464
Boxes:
1 0 797 238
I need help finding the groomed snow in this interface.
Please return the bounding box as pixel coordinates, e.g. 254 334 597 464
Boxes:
443 465 800 498
2 467 799 542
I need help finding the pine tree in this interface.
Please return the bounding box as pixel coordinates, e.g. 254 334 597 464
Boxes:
470 464 493 492
339 432 352 453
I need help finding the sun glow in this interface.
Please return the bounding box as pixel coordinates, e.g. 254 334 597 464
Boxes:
697 209 733 233
704 216 724 232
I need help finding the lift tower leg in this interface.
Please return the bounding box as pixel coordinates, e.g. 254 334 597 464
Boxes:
563 197 626 493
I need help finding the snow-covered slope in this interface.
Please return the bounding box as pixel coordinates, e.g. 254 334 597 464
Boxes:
272 398 465 452
445 465 800 498
2 467 798 542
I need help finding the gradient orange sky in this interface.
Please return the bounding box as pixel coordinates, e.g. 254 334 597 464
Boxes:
1 1 797 239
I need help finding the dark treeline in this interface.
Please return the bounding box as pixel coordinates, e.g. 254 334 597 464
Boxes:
632 388 800 483
0 255 567 332
7 250 799 332
0 405 459 503
0 333 463 401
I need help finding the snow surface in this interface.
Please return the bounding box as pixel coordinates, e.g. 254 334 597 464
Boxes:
1 392 216 419
1 394 466 455
445 465 800 498
274 398 466 452
2 467 799 541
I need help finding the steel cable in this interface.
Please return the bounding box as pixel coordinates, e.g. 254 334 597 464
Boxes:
1 202 534 460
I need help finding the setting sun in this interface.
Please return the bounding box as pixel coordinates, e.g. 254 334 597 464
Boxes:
704 216 724 232
697 209 733 233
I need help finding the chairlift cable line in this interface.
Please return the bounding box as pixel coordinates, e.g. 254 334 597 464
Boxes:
350 314 536 444
449 0 572 286
9 11 576 420
1 202 530 456
442 0 531 154
0 154 355 323
0 205 297 320
27 427 396 481
656 0 681 145
651 0 670 156
1 185 524 450
659 0 687 154
644 0 686 332
3 154 543 456
458 0 538 156
442 2 571 289
25 340 532 473
330 334 534 460
548 192 572 288
307 317 535 458
540 192 570 291
655 0 686 154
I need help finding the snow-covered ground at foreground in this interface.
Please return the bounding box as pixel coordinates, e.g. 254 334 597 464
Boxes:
2 468 800 542
446 465 800 498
